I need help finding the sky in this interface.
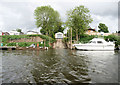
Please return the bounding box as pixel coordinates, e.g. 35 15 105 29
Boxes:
0 0 119 33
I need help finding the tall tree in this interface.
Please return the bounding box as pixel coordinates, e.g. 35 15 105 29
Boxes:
34 6 63 38
66 5 93 42
98 23 109 33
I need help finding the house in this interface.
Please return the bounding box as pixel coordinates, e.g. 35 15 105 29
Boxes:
26 31 39 35
9 30 20 35
85 28 97 35
3 32 10 35
55 32 64 39
85 28 112 36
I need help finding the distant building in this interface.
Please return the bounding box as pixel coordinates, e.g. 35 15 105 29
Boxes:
85 28 112 36
9 30 20 35
85 28 97 35
0 31 2 36
26 31 39 35
3 32 10 35
55 32 64 39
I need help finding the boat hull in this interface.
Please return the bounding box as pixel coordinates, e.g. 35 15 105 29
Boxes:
74 44 115 51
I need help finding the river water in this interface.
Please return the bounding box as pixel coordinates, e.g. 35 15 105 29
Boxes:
0 49 119 84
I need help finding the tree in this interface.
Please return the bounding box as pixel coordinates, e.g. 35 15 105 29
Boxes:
66 5 93 42
16 29 22 32
34 6 63 38
98 23 109 33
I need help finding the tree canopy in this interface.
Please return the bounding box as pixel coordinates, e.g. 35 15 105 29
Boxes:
16 28 22 32
34 6 64 38
66 5 93 42
98 23 109 33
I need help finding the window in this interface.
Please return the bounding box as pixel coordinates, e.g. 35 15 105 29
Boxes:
57 34 63 38
97 41 103 44
89 41 96 43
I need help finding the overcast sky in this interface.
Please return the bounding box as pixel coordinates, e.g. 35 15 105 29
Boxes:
0 0 119 33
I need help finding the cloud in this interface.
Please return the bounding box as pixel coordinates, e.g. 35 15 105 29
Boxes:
0 0 119 33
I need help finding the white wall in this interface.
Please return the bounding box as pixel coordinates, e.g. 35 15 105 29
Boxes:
9 31 20 35
55 32 64 39
0 32 2 36
26 32 38 35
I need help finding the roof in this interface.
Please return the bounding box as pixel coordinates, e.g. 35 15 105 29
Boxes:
27 31 38 33
55 32 63 34
88 28 95 31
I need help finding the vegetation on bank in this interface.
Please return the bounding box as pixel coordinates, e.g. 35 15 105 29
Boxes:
63 34 120 46
1 34 55 47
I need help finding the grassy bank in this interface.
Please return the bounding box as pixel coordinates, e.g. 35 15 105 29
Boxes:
1 34 55 47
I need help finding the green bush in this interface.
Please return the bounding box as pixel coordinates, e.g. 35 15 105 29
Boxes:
2 35 30 43
27 34 55 43
62 37 69 42
79 34 98 43
2 34 55 46
7 42 17 46
104 34 120 46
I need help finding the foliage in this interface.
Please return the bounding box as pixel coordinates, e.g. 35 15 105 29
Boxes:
16 28 22 32
27 34 56 43
66 5 93 41
2 35 55 47
6 42 48 47
62 37 69 43
34 6 64 38
98 23 109 33
104 34 120 46
79 34 97 43
2 35 30 43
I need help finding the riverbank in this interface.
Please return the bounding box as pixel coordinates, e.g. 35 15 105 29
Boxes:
0 46 49 50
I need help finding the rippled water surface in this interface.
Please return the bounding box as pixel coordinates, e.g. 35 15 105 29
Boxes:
0 49 119 84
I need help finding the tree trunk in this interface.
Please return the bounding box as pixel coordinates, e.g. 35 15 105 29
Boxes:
46 32 48 36
76 29 78 43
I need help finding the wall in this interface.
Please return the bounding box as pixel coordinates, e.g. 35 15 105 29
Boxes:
9 36 44 43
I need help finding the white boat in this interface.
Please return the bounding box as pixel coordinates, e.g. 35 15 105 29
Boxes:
73 38 115 51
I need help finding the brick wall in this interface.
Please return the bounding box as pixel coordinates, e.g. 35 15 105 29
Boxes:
9 36 44 43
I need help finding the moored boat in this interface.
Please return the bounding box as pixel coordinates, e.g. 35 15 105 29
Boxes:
73 38 115 51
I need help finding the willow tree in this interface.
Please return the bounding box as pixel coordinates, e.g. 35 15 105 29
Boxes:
66 5 93 42
34 6 63 38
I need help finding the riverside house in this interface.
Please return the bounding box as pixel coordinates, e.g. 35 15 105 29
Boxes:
85 28 112 36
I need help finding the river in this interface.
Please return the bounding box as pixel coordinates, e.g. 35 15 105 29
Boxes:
0 49 119 84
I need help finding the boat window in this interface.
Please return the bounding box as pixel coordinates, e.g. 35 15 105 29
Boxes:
97 41 103 44
92 41 96 43
89 41 96 43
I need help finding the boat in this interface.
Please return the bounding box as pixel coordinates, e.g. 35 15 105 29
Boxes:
73 38 115 51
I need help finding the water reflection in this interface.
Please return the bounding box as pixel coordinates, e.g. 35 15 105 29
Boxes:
1 49 119 84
